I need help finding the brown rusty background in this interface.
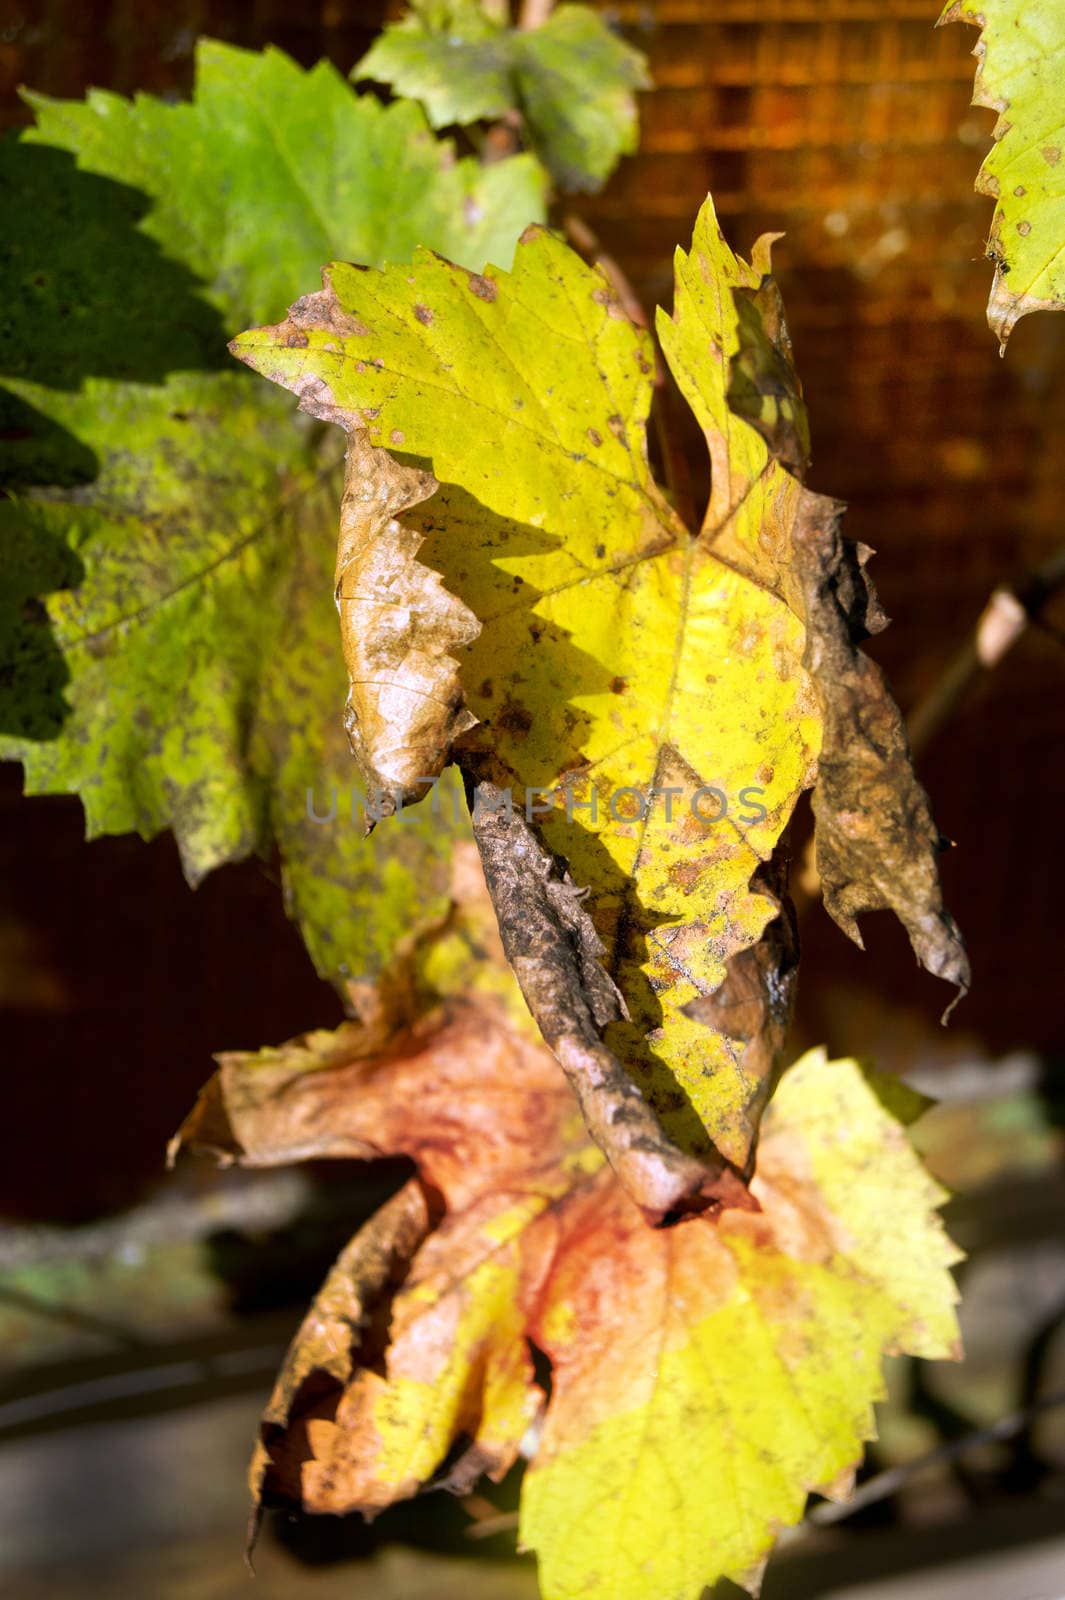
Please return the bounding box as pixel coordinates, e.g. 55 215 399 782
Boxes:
2 0 1063 1217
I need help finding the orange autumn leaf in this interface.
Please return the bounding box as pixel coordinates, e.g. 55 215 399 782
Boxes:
175 860 960 1600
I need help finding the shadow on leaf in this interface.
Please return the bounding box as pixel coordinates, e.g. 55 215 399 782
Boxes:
0 138 228 402
0 501 83 738
0 136 235 738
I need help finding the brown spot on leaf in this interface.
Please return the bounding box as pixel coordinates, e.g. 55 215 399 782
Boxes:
467 273 497 302
667 859 703 893
609 676 627 695
496 699 533 737
587 428 603 447
288 284 370 338
594 543 606 559
414 304 433 326
390 429 406 446
591 286 627 320
286 332 309 348
1042 145 1061 165
1016 220 1031 236
1014 185 1027 197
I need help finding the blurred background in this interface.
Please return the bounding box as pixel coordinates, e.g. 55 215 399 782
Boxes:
1 1 1064 1596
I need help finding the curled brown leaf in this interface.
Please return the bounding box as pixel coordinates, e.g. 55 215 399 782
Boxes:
469 780 756 1224
791 492 970 1016
251 1178 433 1515
721 284 968 1016
336 430 479 812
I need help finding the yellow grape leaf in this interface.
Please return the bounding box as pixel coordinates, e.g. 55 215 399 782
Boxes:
660 216 969 1009
941 0 1065 349
232 196 966 1219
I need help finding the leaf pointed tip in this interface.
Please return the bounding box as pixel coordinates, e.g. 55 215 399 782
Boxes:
935 1 967 26
227 328 275 374
750 229 786 279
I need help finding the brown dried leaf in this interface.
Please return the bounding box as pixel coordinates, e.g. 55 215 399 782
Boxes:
250 1177 433 1510
791 498 970 1012
336 428 479 811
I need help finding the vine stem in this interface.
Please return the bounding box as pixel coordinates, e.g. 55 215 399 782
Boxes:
905 544 1065 756
480 0 557 163
808 1384 1065 1525
518 0 555 26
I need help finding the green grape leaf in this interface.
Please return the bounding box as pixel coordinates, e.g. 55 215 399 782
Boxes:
355 2 650 191
355 2 513 130
0 39 547 988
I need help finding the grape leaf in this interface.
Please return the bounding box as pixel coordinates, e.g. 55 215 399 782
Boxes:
511 5 650 192
174 854 961 1600
940 0 1065 349
355 2 650 191
662 224 970 1011
0 40 546 988
355 1 513 131
233 197 967 1216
